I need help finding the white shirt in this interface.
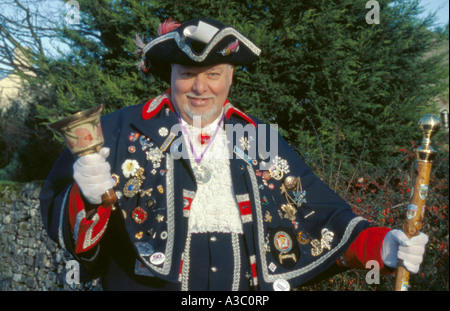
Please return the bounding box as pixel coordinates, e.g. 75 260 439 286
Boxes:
180 113 243 234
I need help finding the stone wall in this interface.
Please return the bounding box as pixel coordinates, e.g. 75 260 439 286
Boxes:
0 182 101 291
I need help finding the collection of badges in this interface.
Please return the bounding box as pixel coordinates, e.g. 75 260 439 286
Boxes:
255 155 335 270
112 129 175 264
115 125 336 274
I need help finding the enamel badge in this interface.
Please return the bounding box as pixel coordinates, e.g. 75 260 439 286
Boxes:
269 228 300 269
131 207 148 224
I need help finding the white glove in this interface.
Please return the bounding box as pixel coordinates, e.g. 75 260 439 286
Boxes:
73 147 114 205
382 229 428 274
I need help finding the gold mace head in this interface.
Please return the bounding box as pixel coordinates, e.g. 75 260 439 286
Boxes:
416 114 440 163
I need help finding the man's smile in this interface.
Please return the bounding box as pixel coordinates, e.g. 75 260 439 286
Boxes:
187 96 214 107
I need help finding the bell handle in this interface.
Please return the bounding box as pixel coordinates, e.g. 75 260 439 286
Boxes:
101 188 117 206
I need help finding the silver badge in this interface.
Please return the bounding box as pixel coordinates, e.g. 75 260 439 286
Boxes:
419 184 428 201
407 204 418 220
193 164 211 184
146 147 165 168
311 228 334 256
158 127 169 137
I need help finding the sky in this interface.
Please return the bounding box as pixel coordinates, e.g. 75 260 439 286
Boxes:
418 0 449 27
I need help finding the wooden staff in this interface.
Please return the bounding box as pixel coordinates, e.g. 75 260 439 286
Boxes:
394 114 440 291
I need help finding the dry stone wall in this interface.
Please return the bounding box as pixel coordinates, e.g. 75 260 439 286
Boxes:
0 182 101 291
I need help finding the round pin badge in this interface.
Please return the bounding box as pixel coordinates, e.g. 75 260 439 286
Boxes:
274 231 293 253
297 231 310 245
273 279 290 291
135 242 154 257
146 197 156 208
262 171 271 181
150 252 166 265
158 127 169 137
270 228 300 269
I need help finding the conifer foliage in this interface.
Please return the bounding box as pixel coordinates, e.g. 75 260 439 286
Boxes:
1 0 448 180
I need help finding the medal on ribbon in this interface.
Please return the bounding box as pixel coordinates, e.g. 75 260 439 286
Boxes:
178 113 224 184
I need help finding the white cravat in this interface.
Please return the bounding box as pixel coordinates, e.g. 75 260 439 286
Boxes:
180 114 243 234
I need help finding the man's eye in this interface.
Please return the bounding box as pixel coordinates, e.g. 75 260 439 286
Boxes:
208 72 220 77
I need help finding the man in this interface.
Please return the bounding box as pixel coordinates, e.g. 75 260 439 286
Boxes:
40 18 428 291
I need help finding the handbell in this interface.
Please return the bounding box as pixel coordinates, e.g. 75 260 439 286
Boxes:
47 105 117 206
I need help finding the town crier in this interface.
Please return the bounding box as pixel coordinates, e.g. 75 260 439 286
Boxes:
40 18 428 291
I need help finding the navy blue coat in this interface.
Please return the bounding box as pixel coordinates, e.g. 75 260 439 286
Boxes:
40 95 369 291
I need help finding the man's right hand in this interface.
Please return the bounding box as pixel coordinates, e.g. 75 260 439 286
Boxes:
73 147 114 205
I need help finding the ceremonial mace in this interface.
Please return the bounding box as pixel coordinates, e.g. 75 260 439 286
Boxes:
47 105 117 206
394 114 440 291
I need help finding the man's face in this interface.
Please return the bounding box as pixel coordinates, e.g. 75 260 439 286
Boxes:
171 63 233 127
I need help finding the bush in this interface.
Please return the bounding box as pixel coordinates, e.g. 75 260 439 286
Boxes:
298 137 449 291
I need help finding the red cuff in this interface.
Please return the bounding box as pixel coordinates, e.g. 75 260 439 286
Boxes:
338 226 393 275
68 183 111 254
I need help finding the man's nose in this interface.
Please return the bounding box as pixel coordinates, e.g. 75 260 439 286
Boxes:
192 74 208 94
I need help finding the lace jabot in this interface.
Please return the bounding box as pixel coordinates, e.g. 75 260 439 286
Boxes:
180 114 243 234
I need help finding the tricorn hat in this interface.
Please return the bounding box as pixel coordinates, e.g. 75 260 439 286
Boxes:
135 18 261 82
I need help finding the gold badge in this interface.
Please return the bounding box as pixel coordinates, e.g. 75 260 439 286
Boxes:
157 185 164 194
123 178 142 198
273 231 297 265
297 231 310 245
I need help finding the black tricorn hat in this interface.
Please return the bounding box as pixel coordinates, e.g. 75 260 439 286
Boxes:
136 18 261 82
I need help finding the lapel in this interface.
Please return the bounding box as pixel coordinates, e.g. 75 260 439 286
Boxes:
130 104 198 185
225 115 259 176
225 115 259 261
130 110 178 149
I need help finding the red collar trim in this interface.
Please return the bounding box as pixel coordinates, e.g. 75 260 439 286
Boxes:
142 89 173 120
224 100 256 127
142 94 255 127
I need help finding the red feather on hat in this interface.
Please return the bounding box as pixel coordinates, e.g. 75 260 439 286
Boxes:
134 18 181 73
157 17 181 36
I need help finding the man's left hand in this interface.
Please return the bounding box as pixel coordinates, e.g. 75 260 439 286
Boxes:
381 229 428 273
